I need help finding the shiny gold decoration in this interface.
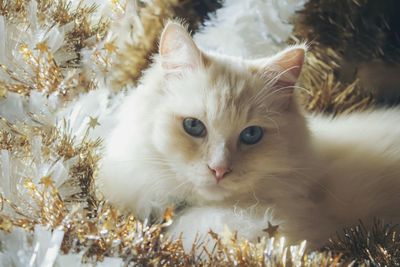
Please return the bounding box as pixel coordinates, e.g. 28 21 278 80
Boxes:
104 41 118 53
0 0 26 19
0 82 7 98
109 0 222 90
0 216 13 232
88 116 101 129
292 0 400 112
35 42 49 53
39 175 54 187
0 0 109 98
297 46 375 115
0 0 398 265
161 206 174 227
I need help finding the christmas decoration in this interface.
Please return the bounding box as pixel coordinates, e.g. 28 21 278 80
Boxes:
293 0 400 110
0 0 399 266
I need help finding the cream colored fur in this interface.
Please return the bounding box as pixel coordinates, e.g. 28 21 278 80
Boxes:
98 22 400 249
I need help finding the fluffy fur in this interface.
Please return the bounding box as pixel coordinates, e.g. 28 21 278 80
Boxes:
98 22 400 249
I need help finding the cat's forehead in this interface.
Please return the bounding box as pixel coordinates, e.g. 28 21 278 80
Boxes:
166 60 268 128
207 55 261 89
206 60 266 115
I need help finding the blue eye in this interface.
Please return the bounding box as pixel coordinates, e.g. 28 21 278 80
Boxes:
240 126 263 145
183 118 206 137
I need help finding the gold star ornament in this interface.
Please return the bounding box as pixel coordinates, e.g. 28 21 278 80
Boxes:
263 221 279 238
104 41 118 53
39 175 54 187
36 42 49 53
88 116 100 129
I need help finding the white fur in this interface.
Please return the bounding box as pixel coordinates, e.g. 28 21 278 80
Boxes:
98 23 400 250
194 0 306 58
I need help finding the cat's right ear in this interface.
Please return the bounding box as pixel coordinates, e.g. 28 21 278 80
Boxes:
159 21 203 76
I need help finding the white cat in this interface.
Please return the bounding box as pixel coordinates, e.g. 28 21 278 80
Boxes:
98 22 400 249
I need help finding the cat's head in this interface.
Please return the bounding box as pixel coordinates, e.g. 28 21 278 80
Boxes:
151 22 309 201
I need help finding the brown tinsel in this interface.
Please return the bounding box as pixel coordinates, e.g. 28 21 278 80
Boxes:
1 0 400 266
293 0 400 64
327 219 400 266
297 45 375 115
293 0 400 108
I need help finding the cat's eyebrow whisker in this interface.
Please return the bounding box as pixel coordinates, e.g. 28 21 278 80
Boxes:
252 65 307 105
249 83 273 106
259 66 296 91
288 85 311 95
270 84 308 94
265 116 281 134
262 109 283 117
255 86 292 105
251 86 289 108
248 69 290 105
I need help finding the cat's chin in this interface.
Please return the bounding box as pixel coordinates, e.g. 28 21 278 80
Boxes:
196 184 232 201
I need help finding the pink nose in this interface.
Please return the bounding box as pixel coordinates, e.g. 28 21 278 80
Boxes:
208 165 232 182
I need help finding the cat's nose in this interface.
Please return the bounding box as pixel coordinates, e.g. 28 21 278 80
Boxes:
208 165 232 183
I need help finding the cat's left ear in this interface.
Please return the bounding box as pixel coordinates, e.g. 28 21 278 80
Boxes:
255 46 305 109
260 46 305 89
159 21 203 76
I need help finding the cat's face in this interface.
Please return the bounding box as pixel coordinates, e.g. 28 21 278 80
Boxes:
152 22 308 201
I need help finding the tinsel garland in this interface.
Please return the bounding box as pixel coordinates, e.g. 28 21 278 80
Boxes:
0 0 400 266
294 0 400 63
293 0 400 111
297 45 375 115
96 0 222 90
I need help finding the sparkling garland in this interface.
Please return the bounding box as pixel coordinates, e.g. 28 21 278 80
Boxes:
297 46 375 115
293 0 400 111
0 0 399 266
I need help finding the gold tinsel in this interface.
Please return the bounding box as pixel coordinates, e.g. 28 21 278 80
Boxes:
292 0 400 110
0 171 338 265
109 0 221 90
0 110 335 265
0 0 399 266
0 0 108 99
298 45 375 115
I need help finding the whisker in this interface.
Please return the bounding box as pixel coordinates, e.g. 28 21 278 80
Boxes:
109 157 174 165
167 180 192 195
265 116 281 134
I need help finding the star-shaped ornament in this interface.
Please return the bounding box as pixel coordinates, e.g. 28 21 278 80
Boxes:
263 221 279 238
36 42 49 53
39 175 54 187
104 41 118 53
88 116 100 129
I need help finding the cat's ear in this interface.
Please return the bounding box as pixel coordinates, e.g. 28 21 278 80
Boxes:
255 46 306 109
159 21 203 75
261 46 305 88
